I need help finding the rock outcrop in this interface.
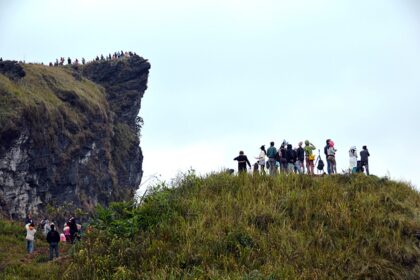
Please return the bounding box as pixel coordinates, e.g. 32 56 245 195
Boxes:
0 55 150 219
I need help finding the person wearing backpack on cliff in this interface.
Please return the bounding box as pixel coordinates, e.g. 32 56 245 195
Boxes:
304 140 316 175
360 145 370 175
327 140 337 174
46 223 60 260
25 222 36 254
233 151 251 173
266 142 277 176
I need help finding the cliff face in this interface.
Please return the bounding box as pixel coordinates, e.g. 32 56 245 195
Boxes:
0 55 150 219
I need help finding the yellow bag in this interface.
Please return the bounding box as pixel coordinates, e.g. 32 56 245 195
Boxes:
309 154 315 161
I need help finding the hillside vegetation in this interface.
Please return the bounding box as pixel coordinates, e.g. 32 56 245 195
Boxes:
66 173 420 279
1 173 419 279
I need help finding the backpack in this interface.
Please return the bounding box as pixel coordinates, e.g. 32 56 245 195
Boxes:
317 159 324 170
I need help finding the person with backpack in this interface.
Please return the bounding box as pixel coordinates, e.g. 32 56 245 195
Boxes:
278 141 288 173
266 142 277 176
360 145 370 175
255 145 267 174
296 142 305 174
304 140 316 175
316 150 325 174
349 146 358 173
25 222 36 254
233 151 251 173
327 140 337 174
46 223 60 260
285 144 297 173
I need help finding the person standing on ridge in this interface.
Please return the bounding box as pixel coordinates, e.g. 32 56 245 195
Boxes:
360 145 370 175
285 144 297 173
255 145 267 174
324 139 331 174
304 140 316 175
349 146 358 173
266 142 277 176
25 222 36 254
296 142 305 174
46 223 60 260
327 140 337 174
233 151 251 173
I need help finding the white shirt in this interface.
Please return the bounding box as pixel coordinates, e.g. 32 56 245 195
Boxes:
25 223 37 241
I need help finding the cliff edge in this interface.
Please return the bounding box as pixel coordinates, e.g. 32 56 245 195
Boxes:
0 54 150 219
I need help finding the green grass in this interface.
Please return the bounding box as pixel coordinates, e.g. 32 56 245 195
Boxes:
1 173 419 279
60 173 420 279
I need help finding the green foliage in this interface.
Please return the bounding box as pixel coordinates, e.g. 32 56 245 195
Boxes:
63 173 420 279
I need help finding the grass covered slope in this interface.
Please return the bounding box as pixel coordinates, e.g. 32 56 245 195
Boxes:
68 173 420 279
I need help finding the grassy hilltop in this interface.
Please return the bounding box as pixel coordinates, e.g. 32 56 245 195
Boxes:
2 173 418 279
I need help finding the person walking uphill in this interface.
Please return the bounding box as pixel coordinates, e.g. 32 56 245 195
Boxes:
360 145 370 175
69 217 80 244
46 224 60 260
304 140 316 175
233 151 251 173
25 222 36 254
266 142 277 176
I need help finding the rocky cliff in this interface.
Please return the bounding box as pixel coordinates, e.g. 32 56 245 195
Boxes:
0 55 150 219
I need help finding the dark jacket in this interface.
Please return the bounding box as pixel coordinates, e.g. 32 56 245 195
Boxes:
234 155 251 171
285 146 297 163
360 149 370 163
296 147 305 161
47 229 60 244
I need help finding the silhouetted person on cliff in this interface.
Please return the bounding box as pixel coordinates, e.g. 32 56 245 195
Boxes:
69 217 79 244
82 57 85 65
46 223 60 260
234 151 251 173
360 145 370 175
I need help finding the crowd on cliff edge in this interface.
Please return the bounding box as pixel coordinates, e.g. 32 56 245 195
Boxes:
234 139 370 176
24 214 85 261
48 50 137 67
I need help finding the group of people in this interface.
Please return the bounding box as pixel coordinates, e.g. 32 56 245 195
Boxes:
48 50 137 67
24 214 81 260
234 139 370 176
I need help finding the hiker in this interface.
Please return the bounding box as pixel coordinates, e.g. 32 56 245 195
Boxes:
42 218 51 237
46 223 60 260
255 145 266 174
63 222 71 242
296 142 305 174
327 140 337 174
278 141 288 173
285 144 297 173
360 145 370 175
266 142 277 176
304 140 316 175
69 217 80 243
233 151 251 173
25 222 36 254
82 57 85 65
67 57 71 65
324 139 331 174
349 146 358 173
24 213 33 225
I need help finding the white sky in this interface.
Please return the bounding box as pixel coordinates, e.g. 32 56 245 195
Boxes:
1 0 419 193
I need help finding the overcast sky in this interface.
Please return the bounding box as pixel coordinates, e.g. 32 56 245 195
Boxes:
1 0 419 192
